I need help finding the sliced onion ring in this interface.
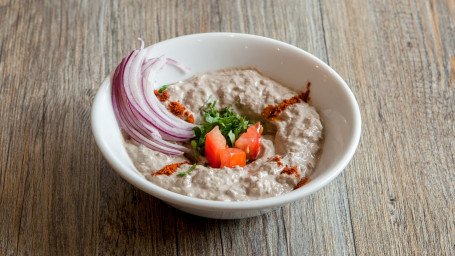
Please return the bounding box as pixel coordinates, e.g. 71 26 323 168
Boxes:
112 39 194 155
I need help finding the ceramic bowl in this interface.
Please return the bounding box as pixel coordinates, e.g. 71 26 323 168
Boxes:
91 33 361 219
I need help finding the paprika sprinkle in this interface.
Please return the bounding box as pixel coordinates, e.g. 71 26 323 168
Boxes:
299 82 311 102
152 161 191 176
168 101 186 116
184 110 194 124
280 165 300 179
262 82 311 120
269 156 284 167
154 89 170 102
294 177 311 190
166 101 194 123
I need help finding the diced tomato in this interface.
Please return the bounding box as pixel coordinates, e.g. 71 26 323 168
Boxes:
219 148 246 168
234 122 263 159
205 126 227 168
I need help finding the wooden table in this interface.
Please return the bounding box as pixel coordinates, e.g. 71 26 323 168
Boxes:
1 0 454 255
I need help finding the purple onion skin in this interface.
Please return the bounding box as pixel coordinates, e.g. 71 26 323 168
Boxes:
111 46 195 155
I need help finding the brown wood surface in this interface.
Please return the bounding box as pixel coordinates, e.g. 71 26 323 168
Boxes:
1 0 454 255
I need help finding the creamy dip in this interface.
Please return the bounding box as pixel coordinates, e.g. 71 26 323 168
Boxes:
124 68 323 201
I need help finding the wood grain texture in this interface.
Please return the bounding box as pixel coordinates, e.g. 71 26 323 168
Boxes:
0 0 453 255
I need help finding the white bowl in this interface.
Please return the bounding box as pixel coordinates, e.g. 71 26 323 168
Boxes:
91 33 361 219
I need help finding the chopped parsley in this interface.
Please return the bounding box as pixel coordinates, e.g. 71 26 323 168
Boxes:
158 84 168 93
191 99 251 155
177 163 197 176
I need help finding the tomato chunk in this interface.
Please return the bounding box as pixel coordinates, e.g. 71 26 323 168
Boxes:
234 122 263 159
205 126 227 168
219 148 246 168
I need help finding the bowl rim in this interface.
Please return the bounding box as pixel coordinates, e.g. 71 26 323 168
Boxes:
91 32 361 211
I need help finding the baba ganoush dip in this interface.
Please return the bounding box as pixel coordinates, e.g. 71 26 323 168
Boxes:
124 68 323 201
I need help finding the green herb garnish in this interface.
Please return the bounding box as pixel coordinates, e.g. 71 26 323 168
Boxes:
191 100 251 155
177 163 197 176
158 84 168 93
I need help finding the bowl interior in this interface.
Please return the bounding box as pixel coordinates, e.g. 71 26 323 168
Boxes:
91 33 361 211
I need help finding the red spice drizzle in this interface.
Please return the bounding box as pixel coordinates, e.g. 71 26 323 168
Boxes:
300 82 311 102
168 101 186 116
269 156 284 167
154 89 170 102
154 88 195 123
280 165 300 179
184 110 194 124
261 82 311 120
167 101 195 124
294 177 311 190
151 162 191 176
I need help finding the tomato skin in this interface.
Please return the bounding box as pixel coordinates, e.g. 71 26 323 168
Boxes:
234 122 263 159
219 148 246 168
205 126 227 168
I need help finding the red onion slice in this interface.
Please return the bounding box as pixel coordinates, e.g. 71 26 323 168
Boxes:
111 39 195 155
166 58 191 74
